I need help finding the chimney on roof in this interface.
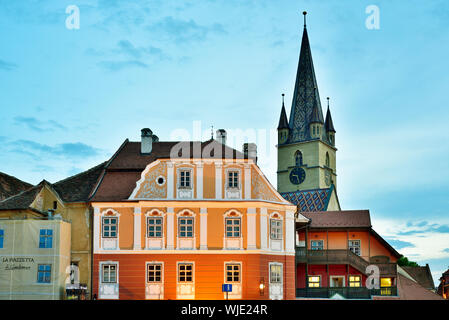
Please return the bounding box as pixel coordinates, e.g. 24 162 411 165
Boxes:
216 129 227 145
152 135 159 142
243 143 257 163
141 128 153 154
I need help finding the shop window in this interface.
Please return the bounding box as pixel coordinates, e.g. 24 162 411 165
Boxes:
349 275 361 287
308 276 320 288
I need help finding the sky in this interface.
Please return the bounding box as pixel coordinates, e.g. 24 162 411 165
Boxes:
0 0 448 286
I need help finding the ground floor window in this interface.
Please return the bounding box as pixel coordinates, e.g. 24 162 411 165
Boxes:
225 263 241 283
349 275 361 287
37 264 51 283
380 277 393 295
102 264 117 283
147 263 162 283
308 276 320 288
178 263 193 283
270 264 282 284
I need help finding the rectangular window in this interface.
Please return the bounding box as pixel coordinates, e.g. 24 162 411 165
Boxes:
178 263 193 283
39 229 53 248
147 263 162 283
380 277 393 295
37 264 51 283
147 217 163 238
349 275 361 287
310 240 323 250
348 240 361 256
0 229 3 248
102 217 117 238
102 264 117 283
270 264 282 284
179 170 191 188
270 219 282 240
227 171 239 188
308 276 320 288
225 263 241 283
178 217 194 238
225 218 240 238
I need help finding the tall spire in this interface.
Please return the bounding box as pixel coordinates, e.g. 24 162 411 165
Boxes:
278 93 289 129
325 97 336 133
288 12 324 143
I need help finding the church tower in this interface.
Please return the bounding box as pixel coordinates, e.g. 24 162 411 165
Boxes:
277 12 340 211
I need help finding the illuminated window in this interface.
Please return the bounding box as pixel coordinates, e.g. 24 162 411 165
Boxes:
349 275 361 287
178 263 193 283
102 264 117 283
270 264 282 284
348 240 361 256
325 152 330 167
178 217 194 238
308 276 320 288
311 240 323 250
37 264 51 283
179 170 191 188
39 229 53 248
102 217 117 238
225 263 241 283
380 277 393 295
147 217 163 238
225 218 241 238
270 219 282 240
227 171 239 188
147 263 162 283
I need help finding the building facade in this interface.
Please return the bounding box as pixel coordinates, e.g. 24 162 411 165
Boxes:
0 216 71 300
91 131 299 300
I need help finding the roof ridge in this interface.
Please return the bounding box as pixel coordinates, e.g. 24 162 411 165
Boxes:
0 183 43 204
53 161 107 185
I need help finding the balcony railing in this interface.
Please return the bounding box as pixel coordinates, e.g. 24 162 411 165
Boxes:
296 248 369 273
296 286 398 299
295 247 397 276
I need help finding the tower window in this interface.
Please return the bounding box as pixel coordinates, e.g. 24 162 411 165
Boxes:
325 152 330 167
295 151 303 166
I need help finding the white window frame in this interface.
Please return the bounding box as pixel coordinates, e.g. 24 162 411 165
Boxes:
223 210 243 250
176 209 196 249
269 212 283 252
101 263 118 284
349 274 362 288
100 209 120 250
177 262 194 283
176 165 194 199
146 262 164 284
145 209 165 249
308 275 321 288
269 263 283 284
224 167 242 199
98 261 119 299
37 264 52 284
348 239 361 256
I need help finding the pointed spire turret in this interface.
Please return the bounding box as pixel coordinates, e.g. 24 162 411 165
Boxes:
277 94 289 129
288 12 325 143
325 97 336 133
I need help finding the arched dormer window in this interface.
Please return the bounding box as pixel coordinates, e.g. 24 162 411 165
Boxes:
295 151 303 166
325 152 330 168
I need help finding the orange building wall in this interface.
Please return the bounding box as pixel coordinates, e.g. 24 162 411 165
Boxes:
93 254 295 300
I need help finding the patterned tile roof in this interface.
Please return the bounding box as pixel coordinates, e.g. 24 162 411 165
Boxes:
281 186 332 212
0 172 33 201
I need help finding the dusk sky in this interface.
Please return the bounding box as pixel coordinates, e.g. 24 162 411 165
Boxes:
1 0 448 285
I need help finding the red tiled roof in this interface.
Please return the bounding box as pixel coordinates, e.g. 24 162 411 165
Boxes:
303 210 372 228
90 139 246 202
0 172 33 201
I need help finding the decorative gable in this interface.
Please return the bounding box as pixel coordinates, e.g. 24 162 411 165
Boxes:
130 161 167 199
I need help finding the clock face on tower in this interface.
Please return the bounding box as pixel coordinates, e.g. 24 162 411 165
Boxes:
289 167 306 185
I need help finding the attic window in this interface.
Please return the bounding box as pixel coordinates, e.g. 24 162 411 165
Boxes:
53 201 57 210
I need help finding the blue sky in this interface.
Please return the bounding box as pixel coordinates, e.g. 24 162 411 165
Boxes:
1 0 448 286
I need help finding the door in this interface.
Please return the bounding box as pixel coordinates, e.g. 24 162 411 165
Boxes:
269 263 283 300
330 276 345 288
